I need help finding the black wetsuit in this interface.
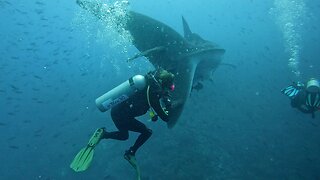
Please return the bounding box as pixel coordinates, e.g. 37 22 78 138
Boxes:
291 90 319 118
104 74 170 155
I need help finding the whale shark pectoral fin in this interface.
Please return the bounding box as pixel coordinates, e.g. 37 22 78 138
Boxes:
127 46 166 62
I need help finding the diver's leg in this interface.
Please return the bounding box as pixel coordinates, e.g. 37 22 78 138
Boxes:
102 110 129 141
126 119 152 155
103 130 128 140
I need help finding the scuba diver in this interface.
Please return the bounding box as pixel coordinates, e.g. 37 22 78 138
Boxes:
282 78 320 118
70 69 175 175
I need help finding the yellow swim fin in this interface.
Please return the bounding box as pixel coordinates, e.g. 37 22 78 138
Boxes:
124 153 141 180
70 128 104 172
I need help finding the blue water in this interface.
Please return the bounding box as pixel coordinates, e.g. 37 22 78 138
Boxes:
1 0 320 179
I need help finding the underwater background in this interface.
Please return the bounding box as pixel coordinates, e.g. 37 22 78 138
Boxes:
1 0 320 179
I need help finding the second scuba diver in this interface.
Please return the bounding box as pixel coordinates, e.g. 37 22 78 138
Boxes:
282 78 320 118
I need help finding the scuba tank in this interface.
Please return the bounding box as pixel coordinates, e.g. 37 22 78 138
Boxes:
305 78 320 108
306 78 320 93
95 75 147 112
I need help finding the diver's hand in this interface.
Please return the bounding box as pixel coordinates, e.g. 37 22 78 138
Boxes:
161 107 169 116
151 115 158 122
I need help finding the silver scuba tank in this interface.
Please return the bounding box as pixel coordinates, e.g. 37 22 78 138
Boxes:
95 75 147 112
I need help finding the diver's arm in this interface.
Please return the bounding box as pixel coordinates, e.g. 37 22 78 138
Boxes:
291 91 313 114
291 92 316 118
291 96 313 114
150 93 169 122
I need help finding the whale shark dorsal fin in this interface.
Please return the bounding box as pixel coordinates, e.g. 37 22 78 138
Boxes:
182 16 192 39
182 16 206 44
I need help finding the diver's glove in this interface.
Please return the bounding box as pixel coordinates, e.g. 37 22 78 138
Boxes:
149 111 158 122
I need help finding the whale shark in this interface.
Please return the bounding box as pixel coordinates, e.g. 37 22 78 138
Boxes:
76 0 225 128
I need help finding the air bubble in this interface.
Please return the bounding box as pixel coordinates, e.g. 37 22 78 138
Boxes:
270 0 306 78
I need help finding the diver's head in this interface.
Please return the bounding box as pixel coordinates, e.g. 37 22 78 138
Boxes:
306 78 320 93
157 69 175 91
